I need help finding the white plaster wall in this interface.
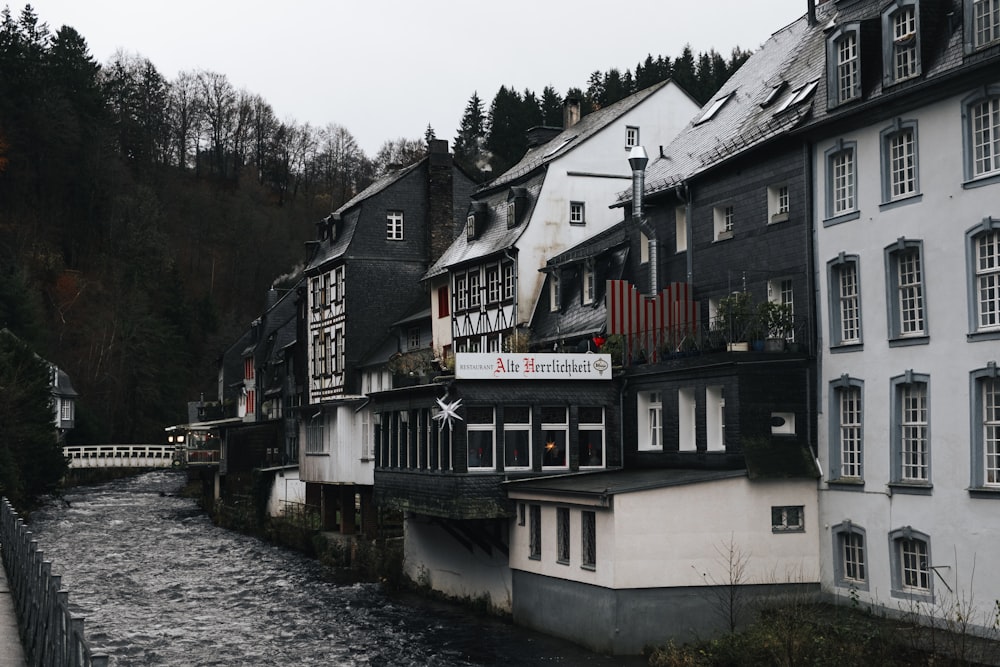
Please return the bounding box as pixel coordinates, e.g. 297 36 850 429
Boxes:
814 87 1000 621
428 275 452 354
516 83 700 326
403 514 513 613
299 403 373 486
510 477 819 591
265 467 307 517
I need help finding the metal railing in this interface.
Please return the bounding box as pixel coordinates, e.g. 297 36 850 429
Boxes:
1 497 108 667
63 444 180 469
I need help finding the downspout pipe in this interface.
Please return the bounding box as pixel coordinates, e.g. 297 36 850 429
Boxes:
503 248 518 340
628 146 655 295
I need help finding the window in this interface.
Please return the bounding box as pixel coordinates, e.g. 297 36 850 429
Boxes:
541 406 568 468
885 239 926 342
880 119 919 203
335 328 344 374
966 0 1000 50
386 211 403 240
467 214 476 241
828 254 862 347
678 387 696 452
466 406 495 470
455 274 468 311
503 406 531 470
437 285 449 318
970 365 1000 490
832 522 868 590
675 206 687 253
506 201 516 228
626 125 639 148
569 201 585 226
407 327 420 350
825 140 858 222
891 371 930 485
468 270 481 308
503 262 515 300
967 220 1000 335
889 527 932 600
529 504 541 559
963 86 1000 183
827 27 860 106
582 263 595 305
771 506 804 532
578 407 605 467
310 277 322 310
713 205 734 241
305 415 324 454
830 375 864 482
637 391 662 450
60 400 73 421
557 507 570 564
883 4 919 85
767 183 790 223
769 278 795 341
706 385 726 451
581 511 596 569
487 266 501 304
548 272 560 312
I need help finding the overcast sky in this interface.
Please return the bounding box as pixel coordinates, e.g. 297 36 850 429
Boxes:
22 1 807 156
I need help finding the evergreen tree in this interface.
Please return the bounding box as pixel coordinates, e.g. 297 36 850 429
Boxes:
0 330 67 508
424 123 436 146
485 85 528 175
540 85 562 126
672 45 699 102
453 91 487 179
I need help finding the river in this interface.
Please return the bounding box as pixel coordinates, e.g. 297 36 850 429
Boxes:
26 471 646 666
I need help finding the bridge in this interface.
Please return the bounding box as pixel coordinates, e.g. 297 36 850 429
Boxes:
63 444 182 469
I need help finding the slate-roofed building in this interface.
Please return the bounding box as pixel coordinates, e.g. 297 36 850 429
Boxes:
300 140 475 536
366 81 700 612
803 0 1000 633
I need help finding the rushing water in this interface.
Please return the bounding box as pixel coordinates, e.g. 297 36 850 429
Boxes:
26 471 645 667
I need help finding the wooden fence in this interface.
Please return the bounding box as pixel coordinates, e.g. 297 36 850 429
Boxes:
0 497 108 667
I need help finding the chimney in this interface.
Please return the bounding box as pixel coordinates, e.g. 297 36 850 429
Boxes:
628 146 656 295
807 0 816 26
427 140 455 262
563 97 581 129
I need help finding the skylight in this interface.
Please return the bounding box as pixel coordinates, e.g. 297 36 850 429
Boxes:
774 80 818 113
695 92 734 124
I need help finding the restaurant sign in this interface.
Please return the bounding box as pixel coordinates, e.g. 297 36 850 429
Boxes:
455 353 612 380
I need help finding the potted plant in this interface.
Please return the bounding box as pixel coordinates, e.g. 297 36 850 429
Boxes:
716 292 753 351
760 301 793 352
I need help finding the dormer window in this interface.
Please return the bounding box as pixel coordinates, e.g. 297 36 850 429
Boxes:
828 25 861 106
582 262 596 305
506 187 528 229
967 0 1000 51
883 3 920 85
466 202 488 241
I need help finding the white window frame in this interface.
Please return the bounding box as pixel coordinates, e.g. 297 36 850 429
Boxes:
967 219 1000 336
674 206 687 253
487 265 501 304
827 26 860 106
883 3 919 85
503 262 515 300
767 183 790 223
637 390 663 450
625 125 639 148
466 406 496 471
825 140 858 222
880 119 919 203
582 263 595 305
967 0 1000 51
541 406 569 469
503 405 532 471
970 365 1000 490
468 269 481 308
830 375 864 482
889 527 932 601
578 406 605 468
828 254 862 346
713 205 734 241
569 201 585 226
455 273 468 311
386 210 404 240
706 385 726 451
678 387 696 452
549 272 560 312
832 522 868 590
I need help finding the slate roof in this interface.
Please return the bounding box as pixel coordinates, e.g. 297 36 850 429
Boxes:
625 0 997 203
629 15 816 199
306 158 427 273
530 223 630 345
425 81 675 281
480 80 672 195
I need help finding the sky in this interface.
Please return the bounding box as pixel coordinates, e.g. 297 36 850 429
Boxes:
20 0 808 156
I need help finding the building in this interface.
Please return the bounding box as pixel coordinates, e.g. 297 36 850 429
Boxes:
808 0 1000 631
300 140 475 535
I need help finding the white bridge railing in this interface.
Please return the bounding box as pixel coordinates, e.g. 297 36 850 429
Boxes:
63 445 180 469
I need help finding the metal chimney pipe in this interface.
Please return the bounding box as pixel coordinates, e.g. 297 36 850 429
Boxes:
628 146 656 295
